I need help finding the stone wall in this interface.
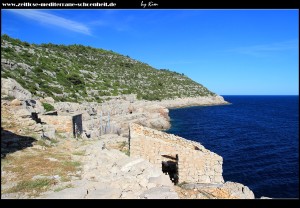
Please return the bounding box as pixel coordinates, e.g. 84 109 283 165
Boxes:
39 114 81 137
129 123 224 184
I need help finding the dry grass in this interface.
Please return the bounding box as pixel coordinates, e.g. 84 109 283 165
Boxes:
1 104 39 141
72 150 86 156
1 105 20 132
3 149 78 180
4 178 55 197
105 141 129 156
119 141 130 156
62 161 81 172
1 102 84 198
35 140 51 147
54 184 74 192
1 143 82 197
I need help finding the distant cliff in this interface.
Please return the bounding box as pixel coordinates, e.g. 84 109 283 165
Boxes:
1 34 218 103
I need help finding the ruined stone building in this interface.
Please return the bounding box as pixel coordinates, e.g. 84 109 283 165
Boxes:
129 123 224 185
39 113 83 138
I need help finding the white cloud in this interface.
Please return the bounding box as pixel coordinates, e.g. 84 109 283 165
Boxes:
8 10 91 35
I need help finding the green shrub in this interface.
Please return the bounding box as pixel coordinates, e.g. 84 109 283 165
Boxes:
67 73 84 86
49 86 63 94
42 102 55 112
5 178 53 193
1 35 216 101
2 95 15 101
34 66 43 73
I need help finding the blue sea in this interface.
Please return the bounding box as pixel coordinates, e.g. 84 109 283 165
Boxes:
166 95 299 198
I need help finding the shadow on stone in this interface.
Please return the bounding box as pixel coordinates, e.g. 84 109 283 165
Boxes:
162 160 179 185
1 127 37 158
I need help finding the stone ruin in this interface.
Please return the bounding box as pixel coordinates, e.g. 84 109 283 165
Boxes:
129 123 224 185
38 113 83 138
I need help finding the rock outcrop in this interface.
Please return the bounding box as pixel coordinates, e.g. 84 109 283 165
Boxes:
221 181 255 199
1 78 228 140
10 99 22 106
1 78 32 100
24 99 45 114
48 95 230 139
52 98 171 138
155 95 229 108
175 181 255 199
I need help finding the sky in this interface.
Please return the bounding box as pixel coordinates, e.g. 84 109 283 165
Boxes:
1 9 299 95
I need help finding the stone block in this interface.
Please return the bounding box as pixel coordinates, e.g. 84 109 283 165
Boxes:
11 99 22 106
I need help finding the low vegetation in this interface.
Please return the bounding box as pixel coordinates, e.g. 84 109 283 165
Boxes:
1 104 83 197
53 184 74 192
104 140 130 156
42 102 55 112
1 34 216 103
119 141 130 156
1 146 82 197
72 150 86 156
5 178 55 195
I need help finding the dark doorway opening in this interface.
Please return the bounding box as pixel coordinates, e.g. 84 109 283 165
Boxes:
31 112 42 124
72 114 83 138
161 154 179 184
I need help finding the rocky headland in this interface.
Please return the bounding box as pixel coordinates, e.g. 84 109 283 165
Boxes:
1 77 256 199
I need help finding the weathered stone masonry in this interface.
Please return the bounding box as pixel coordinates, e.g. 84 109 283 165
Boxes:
39 114 83 137
129 123 224 184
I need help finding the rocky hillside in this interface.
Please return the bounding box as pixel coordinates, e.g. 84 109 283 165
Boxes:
1 34 216 103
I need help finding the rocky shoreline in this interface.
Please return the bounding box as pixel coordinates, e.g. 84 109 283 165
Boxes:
154 95 230 109
1 77 258 199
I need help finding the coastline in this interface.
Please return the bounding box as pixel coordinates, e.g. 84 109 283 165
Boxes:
155 95 230 109
154 95 230 131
